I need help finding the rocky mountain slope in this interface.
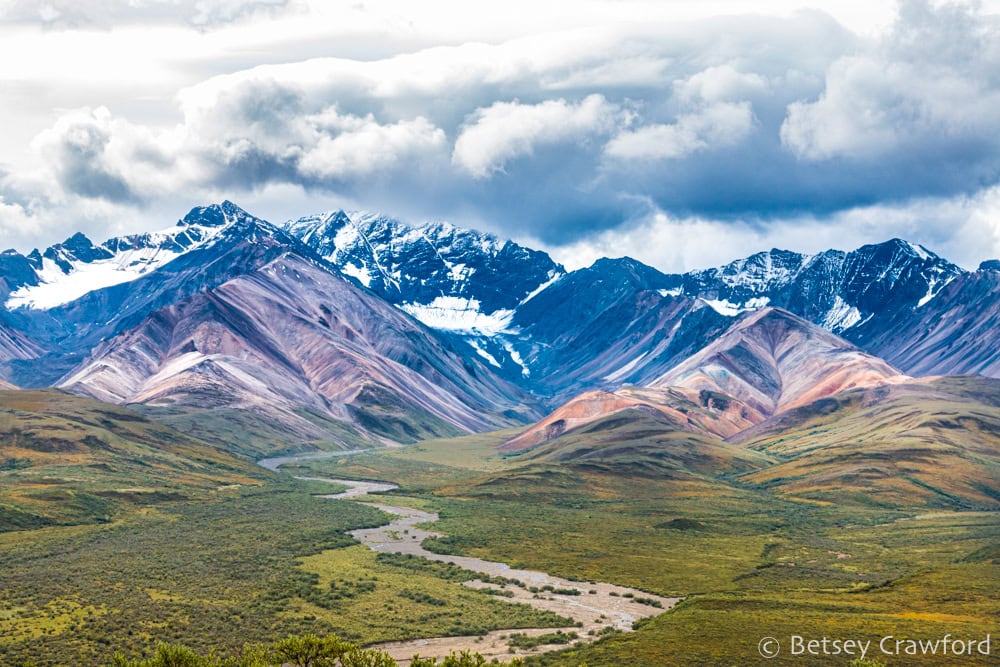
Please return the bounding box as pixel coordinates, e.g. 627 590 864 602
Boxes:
0 200 996 454
59 253 533 452
2 202 325 387
284 210 563 329
505 308 905 452
652 308 905 415
852 263 1000 377
662 239 962 333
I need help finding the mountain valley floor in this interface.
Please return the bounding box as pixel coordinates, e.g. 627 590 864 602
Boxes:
3 422 995 666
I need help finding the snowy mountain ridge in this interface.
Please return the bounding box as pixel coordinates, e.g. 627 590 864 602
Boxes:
666 238 963 333
283 209 565 333
4 201 254 310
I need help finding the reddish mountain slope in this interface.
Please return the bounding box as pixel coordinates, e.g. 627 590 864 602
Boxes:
505 308 904 452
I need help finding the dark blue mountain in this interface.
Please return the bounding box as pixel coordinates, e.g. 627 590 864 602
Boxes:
284 210 564 320
665 239 963 334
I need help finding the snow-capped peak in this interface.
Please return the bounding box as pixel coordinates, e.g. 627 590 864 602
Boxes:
5 202 247 311
905 240 931 261
283 209 565 321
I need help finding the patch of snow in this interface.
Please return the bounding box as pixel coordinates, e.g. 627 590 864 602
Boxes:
468 340 501 368
331 215 361 260
6 216 232 311
701 299 743 316
821 295 863 331
917 273 955 307
907 241 930 261
480 237 502 254
603 352 648 383
400 296 513 335
342 211 400 290
7 247 183 310
657 288 683 297
716 252 809 291
341 263 373 288
700 297 769 316
448 263 471 283
502 339 530 378
519 270 563 306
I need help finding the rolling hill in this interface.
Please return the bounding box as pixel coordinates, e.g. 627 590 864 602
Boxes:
0 389 265 530
732 376 1000 509
505 308 905 453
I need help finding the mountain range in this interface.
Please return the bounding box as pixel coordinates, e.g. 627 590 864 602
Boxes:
1 201 998 473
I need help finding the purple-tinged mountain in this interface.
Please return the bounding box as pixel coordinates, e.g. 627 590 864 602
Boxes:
58 253 534 454
853 263 1000 377
2 202 326 386
504 257 733 398
498 239 966 392
505 307 905 452
0 318 42 363
651 308 905 416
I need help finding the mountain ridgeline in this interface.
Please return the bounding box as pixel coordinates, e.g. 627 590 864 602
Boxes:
0 201 998 465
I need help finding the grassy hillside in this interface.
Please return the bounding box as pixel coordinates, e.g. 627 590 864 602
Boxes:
3 376 998 665
137 403 382 458
293 391 1000 666
733 377 1000 509
0 389 266 530
506 408 774 479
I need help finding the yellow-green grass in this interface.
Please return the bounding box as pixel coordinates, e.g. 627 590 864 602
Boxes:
0 390 269 530
298 430 999 666
137 403 383 458
735 378 1000 509
0 475 569 666
510 409 775 477
0 483 389 665
382 429 523 470
291 544 571 644
6 376 999 665
540 563 998 666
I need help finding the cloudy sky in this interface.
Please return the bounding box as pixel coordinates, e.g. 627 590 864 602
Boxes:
2 0 1000 271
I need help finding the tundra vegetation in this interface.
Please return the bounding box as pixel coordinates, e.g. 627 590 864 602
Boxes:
1 393 998 665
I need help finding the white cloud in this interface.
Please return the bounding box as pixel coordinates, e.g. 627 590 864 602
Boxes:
452 95 621 178
0 197 36 240
30 106 183 202
0 0 293 28
299 113 446 179
780 55 1000 160
1 0 1000 274
675 64 769 103
604 101 755 160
